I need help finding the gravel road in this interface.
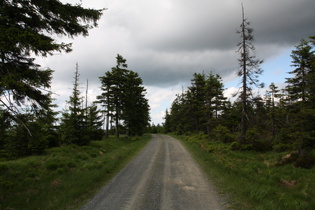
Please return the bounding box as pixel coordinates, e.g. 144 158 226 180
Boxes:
79 134 226 210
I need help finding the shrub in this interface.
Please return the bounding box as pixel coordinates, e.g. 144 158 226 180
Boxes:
211 125 234 143
252 139 273 152
46 162 59 171
230 141 253 151
131 136 140 141
294 152 315 169
273 143 293 152
0 163 9 173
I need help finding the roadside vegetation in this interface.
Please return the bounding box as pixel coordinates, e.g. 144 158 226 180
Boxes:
1 1 315 209
0 134 151 210
1 1 150 159
164 11 315 170
172 133 315 209
162 12 315 209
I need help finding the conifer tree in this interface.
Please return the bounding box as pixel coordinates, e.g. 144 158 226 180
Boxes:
86 102 103 140
236 4 264 141
266 83 281 137
283 38 315 149
112 55 129 137
98 54 150 137
97 71 112 138
188 73 207 132
0 0 103 121
166 72 226 135
286 39 314 104
308 36 315 106
163 109 172 133
123 70 150 136
60 63 88 145
204 72 226 134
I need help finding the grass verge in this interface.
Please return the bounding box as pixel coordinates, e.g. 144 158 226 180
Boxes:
170 134 315 209
0 134 151 210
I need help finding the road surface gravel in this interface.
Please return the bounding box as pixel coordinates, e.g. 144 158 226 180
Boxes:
79 134 226 210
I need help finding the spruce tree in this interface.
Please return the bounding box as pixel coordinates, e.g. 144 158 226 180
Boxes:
188 73 207 132
123 70 150 136
204 72 226 134
171 93 188 134
308 36 315 106
283 38 315 149
97 71 113 138
60 63 88 145
163 109 172 133
266 83 281 137
86 103 103 140
286 39 314 104
111 55 129 137
166 72 226 135
236 4 264 142
0 0 103 120
98 54 150 137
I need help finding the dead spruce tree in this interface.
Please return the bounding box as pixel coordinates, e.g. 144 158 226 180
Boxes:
237 4 264 142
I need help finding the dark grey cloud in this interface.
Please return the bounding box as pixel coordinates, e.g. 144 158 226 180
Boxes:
41 0 315 88
129 0 315 52
246 0 315 46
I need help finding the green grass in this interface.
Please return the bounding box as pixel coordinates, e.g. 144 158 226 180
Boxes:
0 134 151 210
171 134 315 209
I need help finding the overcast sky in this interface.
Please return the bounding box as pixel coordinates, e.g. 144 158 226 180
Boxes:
37 0 315 125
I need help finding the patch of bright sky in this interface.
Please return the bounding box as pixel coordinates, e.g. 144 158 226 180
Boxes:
225 47 293 89
260 48 294 87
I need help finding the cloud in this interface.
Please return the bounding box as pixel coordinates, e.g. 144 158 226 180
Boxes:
36 0 315 124
146 85 183 124
43 0 315 87
224 87 239 101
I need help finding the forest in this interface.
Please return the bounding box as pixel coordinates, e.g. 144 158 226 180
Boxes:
163 34 315 169
0 1 150 158
1 0 315 170
1 1 314 209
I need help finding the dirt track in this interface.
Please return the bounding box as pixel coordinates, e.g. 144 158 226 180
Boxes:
79 134 226 210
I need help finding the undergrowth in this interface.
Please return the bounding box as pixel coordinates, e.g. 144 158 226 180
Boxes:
0 134 151 210
171 133 315 209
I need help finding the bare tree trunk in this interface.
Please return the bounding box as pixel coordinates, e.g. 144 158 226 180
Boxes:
271 93 275 137
105 111 109 138
241 4 247 141
115 108 119 138
105 90 110 138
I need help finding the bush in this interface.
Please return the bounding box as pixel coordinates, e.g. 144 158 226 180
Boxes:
294 152 315 169
245 128 273 152
211 125 234 143
273 143 293 152
1 122 50 157
0 163 9 173
131 136 140 141
252 139 273 152
230 141 253 151
46 162 59 171
277 129 315 151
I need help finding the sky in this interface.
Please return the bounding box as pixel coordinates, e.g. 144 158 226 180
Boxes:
37 0 315 125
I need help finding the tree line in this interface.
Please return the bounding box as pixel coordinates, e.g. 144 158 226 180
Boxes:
0 1 150 158
60 56 150 145
164 7 315 162
164 36 315 151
